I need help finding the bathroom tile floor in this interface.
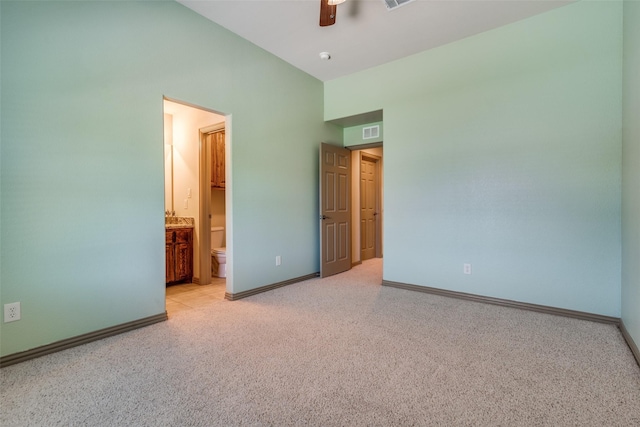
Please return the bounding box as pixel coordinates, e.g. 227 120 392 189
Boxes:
165 278 226 317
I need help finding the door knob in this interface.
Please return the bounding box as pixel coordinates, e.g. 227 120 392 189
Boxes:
320 215 331 220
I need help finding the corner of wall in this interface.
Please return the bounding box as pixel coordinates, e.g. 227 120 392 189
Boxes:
621 0 640 355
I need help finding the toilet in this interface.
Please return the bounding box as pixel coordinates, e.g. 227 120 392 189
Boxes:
210 226 226 278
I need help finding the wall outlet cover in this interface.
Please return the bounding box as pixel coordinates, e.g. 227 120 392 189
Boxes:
4 302 21 322
463 263 472 275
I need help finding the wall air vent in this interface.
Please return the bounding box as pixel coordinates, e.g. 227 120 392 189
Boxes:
363 125 380 140
383 0 415 11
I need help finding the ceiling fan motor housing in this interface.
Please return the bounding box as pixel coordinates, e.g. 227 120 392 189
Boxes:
319 0 337 27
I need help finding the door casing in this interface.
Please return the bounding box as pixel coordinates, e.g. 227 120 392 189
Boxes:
360 152 382 261
199 121 231 289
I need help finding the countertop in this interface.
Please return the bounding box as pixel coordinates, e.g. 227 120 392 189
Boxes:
165 217 195 229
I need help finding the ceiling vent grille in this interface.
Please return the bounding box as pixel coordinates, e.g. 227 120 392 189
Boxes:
363 125 380 140
383 0 415 11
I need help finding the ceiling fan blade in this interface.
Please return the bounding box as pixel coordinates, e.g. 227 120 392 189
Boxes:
319 0 337 27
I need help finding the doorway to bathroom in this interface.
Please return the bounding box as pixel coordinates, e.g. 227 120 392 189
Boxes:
200 123 227 286
163 98 231 315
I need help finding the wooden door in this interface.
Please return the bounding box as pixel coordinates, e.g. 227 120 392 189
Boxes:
320 143 351 277
360 155 378 261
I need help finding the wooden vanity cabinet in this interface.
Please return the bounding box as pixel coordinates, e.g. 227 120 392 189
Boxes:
165 227 193 284
210 130 225 189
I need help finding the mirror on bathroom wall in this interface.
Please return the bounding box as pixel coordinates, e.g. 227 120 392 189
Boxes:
164 113 174 214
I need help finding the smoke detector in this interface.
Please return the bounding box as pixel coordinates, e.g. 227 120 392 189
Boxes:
319 52 331 60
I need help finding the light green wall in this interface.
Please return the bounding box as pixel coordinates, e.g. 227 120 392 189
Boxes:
326 1 623 316
622 0 640 347
344 122 384 147
0 1 340 356
1 0 633 359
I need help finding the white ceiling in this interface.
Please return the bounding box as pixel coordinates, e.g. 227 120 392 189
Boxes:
177 0 572 82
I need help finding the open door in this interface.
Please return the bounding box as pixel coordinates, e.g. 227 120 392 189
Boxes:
320 143 351 277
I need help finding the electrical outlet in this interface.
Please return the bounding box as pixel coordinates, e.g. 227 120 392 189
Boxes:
276 256 281 266
4 302 21 323
463 263 472 275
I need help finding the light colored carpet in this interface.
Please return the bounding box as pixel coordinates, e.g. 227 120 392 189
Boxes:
1 259 639 426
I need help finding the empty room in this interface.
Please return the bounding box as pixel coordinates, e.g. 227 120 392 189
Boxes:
1 0 639 425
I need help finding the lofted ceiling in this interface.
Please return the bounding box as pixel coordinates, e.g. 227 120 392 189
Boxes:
177 0 573 82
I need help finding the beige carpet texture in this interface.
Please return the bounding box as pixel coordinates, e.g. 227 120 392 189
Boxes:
1 259 639 426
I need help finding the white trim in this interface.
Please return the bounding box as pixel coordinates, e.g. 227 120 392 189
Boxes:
224 115 233 295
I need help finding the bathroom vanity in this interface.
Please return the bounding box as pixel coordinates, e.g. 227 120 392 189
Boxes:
165 222 193 285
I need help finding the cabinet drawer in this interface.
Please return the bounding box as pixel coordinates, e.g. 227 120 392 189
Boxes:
165 228 192 243
174 228 192 243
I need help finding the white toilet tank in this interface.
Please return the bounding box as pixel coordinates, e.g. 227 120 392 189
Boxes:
210 226 225 249
210 226 226 278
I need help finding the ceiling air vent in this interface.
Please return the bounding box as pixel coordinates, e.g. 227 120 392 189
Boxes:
383 0 415 11
363 125 380 140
